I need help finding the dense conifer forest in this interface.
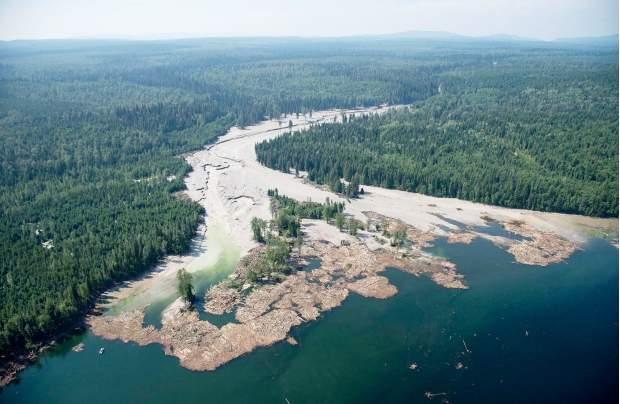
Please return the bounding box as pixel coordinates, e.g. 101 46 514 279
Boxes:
257 50 619 217
0 37 617 356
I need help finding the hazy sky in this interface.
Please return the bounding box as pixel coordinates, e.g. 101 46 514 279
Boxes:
0 0 617 41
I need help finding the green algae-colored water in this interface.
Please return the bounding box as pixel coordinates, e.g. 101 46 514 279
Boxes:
2 237 617 404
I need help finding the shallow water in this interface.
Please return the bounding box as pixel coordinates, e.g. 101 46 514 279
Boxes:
141 242 240 329
432 212 527 241
113 224 242 330
2 238 617 404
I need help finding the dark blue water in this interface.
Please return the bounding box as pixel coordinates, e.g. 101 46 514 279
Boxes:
2 238 617 404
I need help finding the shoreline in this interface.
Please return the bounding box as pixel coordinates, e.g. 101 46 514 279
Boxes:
88 217 468 372
0 106 390 388
4 104 616 387
0 313 89 388
97 105 403 312
137 102 620 301
87 104 617 373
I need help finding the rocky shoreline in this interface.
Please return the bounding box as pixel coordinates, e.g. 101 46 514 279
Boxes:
87 201 592 373
4 105 616 388
89 216 469 372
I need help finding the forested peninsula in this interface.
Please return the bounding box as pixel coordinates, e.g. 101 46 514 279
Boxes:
257 56 618 217
1 38 617 364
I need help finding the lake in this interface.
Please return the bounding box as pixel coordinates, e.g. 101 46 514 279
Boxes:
1 237 617 404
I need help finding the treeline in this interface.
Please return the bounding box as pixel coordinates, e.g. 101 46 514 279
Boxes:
257 57 619 217
247 189 347 282
0 38 450 355
0 37 617 357
251 189 346 243
268 189 345 221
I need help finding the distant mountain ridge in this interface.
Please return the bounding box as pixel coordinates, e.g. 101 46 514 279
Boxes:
554 34 618 46
379 30 617 45
1 31 617 49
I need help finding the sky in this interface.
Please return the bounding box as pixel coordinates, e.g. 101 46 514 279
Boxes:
0 0 617 41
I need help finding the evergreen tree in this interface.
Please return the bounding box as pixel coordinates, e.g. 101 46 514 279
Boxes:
176 269 195 305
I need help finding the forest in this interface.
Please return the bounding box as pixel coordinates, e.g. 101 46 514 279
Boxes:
0 37 617 357
0 37 449 355
256 50 619 217
247 189 348 283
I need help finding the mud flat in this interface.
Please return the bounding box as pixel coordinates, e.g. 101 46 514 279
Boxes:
187 101 615 269
501 220 579 266
89 218 466 371
99 106 398 313
447 218 582 266
89 104 617 373
101 103 616 312
447 232 478 245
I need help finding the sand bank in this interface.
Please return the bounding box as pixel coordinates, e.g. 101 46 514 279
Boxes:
89 104 617 373
89 217 465 371
99 106 398 313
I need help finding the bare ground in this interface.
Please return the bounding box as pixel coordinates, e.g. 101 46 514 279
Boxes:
88 105 617 374
90 217 467 371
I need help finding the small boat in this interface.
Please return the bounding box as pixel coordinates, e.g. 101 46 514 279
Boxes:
98 347 105 355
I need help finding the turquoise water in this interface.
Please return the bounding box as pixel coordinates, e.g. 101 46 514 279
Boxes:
2 237 617 404
139 228 241 329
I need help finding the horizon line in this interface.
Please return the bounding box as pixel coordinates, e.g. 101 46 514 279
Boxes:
1 30 618 43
